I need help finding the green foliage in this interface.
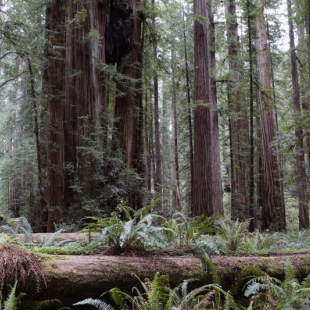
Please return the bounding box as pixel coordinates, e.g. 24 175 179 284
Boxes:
0 282 23 310
75 272 242 310
82 205 223 254
244 263 310 309
0 217 33 244
83 201 176 254
165 212 221 249
73 298 115 310
32 299 62 310
230 266 264 296
241 230 279 253
215 219 250 252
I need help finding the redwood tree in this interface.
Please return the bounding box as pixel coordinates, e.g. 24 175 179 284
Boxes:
114 0 144 208
225 0 251 222
192 0 223 217
256 1 286 231
46 1 65 232
287 0 309 229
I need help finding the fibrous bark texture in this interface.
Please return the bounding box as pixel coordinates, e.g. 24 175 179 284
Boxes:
225 0 251 222
256 3 286 231
193 0 223 216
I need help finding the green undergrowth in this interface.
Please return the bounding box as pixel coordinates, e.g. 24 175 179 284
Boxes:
67 260 310 309
2 208 310 257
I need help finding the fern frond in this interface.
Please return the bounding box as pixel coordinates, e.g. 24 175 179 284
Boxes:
40 229 64 247
2 282 21 310
107 288 130 310
73 298 116 310
244 276 282 298
19 217 33 244
230 265 264 296
178 283 222 309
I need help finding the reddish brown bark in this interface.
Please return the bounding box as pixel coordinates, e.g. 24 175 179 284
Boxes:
256 4 285 231
192 0 223 217
225 0 251 222
46 1 65 232
46 0 109 229
114 0 144 208
287 0 309 229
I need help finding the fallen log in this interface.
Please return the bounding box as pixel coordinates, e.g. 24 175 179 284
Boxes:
16 232 100 244
18 253 310 309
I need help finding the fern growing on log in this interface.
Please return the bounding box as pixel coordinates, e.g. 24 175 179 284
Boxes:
244 263 310 309
73 298 116 310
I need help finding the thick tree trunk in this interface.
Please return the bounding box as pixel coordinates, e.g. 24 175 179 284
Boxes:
47 0 109 227
225 0 251 223
46 1 65 232
114 0 144 209
246 0 256 231
256 4 286 231
18 253 310 309
287 0 309 229
192 0 223 217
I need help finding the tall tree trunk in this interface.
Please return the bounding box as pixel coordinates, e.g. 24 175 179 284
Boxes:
256 3 286 231
303 2 310 166
225 0 251 222
182 7 194 210
151 0 162 192
114 0 144 208
46 0 109 229
28 59 46 231
46 1 65 232
192 0 223 217
287 0 309 229
246 0 256 231
9 61 24 218
171 49 181 210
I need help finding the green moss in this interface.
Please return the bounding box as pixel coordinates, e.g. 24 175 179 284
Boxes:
230 265 264 296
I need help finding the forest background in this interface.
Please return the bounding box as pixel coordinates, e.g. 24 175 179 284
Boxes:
0 0 309 233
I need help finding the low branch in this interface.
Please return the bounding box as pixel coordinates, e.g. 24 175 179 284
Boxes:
0 71 28 89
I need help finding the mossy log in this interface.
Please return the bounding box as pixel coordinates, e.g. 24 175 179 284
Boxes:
16 232 100 244
18 253 310 309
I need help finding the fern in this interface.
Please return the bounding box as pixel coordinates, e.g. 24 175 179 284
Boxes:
244 275 282 297
39 229 64 247
105 288 130 310
215 219 250 252
230 265 264 296
0 217 33 245
73 298 116 309
0 281 24 310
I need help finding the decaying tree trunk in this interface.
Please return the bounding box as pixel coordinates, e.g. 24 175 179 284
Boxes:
18 253 310 309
